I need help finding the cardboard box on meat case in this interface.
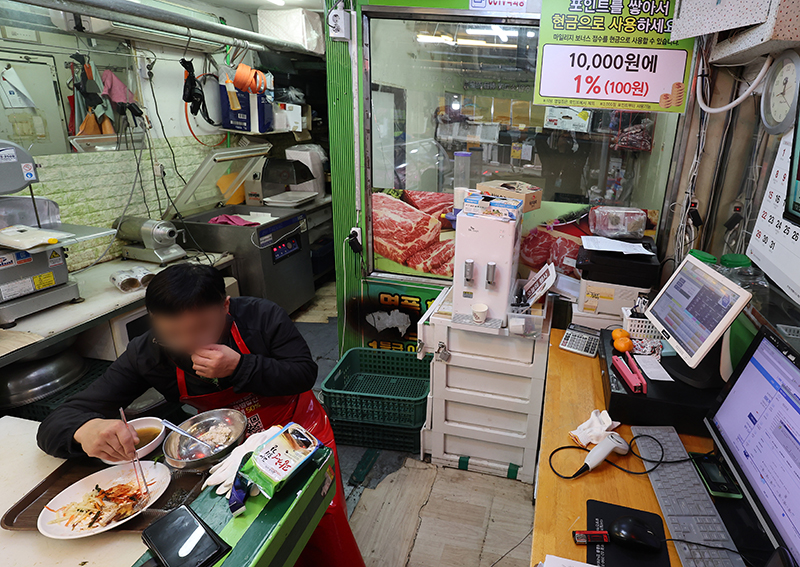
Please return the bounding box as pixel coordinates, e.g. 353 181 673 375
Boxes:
476 180 542 213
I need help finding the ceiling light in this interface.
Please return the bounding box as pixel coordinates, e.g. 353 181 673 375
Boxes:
457 38 489 46
491 25 508 42
456 38 517 49
416 34 455 45
267 0 285 5
527 31 536 37
465 27 519 38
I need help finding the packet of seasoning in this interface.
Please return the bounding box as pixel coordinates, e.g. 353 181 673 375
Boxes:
239 423 320 499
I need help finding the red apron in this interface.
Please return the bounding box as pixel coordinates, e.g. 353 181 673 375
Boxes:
175 322 365 567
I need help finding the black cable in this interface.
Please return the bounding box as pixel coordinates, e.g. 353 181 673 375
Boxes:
489 527 533 566
548 435 705 479
125 123 151 219
158 176 214 266
147 71 188 185
140 116 164 217
664 539 754 567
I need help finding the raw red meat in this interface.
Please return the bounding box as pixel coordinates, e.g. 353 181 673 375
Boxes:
372 192 441 265
520 229 554 269
549 236 581 277
407 239 455 273
431 260 454 277
404 190 454 219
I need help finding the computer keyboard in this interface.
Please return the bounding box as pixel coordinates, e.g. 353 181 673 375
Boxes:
630 426 746 567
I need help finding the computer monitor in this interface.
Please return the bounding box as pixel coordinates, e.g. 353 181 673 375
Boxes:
646 254 752 369
706 329 800 564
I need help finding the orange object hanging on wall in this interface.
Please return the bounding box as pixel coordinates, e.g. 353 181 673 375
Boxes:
233 63 268 95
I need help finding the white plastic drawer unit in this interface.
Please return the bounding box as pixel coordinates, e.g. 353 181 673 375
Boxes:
417 287 553 365
430 353 546 402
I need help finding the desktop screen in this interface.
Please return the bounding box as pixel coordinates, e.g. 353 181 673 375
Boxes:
649 261 742 358
713 336 800 560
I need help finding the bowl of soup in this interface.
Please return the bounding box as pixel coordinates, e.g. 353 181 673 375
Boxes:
100 416 166 465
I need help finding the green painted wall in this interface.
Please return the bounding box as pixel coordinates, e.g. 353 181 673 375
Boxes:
325 0 364 353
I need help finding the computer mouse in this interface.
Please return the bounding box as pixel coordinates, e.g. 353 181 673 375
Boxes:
608 516 662 553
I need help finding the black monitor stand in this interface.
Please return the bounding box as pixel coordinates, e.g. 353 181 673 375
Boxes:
659 340 725 389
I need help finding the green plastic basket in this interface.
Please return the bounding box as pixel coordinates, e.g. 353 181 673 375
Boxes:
331 419 421 453
321 348 432 428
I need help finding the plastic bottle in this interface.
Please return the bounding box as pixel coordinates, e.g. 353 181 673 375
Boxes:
688 249 723 272
721 254 770 311
454 151 471 190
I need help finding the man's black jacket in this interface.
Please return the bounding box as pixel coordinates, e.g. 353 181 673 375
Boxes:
37 297 317 458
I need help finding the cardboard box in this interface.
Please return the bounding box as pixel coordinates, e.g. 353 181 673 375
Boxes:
273 103 312 132
476 180 542 213
218 65 275 134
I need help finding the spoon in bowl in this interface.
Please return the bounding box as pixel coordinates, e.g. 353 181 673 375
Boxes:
162 419 220 454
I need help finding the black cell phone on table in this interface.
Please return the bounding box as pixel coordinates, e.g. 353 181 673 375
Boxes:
142 505 231 567
690 453 743 499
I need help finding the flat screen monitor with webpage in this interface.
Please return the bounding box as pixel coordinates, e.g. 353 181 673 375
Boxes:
707 330 800 563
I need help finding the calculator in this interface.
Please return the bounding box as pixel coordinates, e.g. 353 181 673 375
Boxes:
559 324 601 357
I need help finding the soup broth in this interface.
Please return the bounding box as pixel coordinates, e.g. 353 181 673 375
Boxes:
134 426 162 449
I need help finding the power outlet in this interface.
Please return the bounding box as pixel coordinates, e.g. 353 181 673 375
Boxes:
328 7 351 41
153 162 166 178
349 227 362 246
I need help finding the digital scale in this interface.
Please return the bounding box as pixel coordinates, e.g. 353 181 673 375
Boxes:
0 140 113 328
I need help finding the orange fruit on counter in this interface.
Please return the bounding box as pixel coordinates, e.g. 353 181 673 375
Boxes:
611 329 630 341
613 337 634 352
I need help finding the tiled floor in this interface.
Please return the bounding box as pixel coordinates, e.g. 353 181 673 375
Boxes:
292 281 535 567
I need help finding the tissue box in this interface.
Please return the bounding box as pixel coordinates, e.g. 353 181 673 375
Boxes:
462 194 522 220
476 180 542 213
543 107 592 133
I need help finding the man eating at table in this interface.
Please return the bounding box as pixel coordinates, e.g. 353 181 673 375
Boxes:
37 263 364 567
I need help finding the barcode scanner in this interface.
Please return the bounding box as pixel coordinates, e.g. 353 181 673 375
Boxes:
575 432 630 477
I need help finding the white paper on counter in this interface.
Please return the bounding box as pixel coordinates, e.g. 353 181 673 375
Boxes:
581 235 655 256
544 555 594 567
634 354 674 382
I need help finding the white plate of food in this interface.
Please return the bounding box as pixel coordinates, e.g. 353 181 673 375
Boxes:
37 461 171 539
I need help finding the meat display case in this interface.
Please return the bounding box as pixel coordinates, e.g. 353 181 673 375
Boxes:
325 1 682 353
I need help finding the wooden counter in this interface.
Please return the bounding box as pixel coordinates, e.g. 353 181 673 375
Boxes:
530 329 713 566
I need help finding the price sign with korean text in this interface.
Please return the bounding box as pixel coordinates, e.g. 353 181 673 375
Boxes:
534 0 695 113
748 130 800 305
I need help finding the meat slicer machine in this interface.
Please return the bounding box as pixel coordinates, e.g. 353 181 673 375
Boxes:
0 140 114 328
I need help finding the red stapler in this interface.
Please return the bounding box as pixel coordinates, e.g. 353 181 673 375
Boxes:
612 353 647 394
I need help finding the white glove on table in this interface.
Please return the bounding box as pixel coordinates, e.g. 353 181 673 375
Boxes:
201 425 282 497
569 409 620 448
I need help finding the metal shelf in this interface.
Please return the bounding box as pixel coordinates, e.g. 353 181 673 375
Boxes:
0 223 115 255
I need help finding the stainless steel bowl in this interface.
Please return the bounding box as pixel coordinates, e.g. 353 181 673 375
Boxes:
162 409 247 470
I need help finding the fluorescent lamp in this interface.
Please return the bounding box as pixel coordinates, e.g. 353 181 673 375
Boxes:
456 38 517 49
457 38 489 46
465 27 519 38
491 25 508 42
527 30 536 37
416 34 455 45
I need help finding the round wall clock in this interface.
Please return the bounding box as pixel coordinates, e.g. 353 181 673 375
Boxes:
761 50 800 135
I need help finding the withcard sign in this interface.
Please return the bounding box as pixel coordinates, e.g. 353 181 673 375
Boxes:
469 0 528 11
534 0 694 113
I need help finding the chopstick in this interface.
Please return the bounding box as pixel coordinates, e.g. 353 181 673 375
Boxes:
118 408 151 502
